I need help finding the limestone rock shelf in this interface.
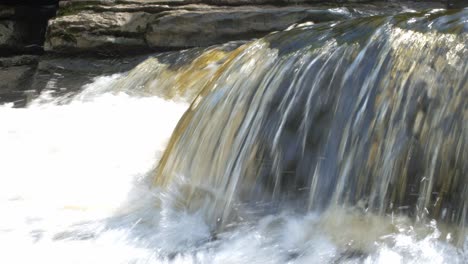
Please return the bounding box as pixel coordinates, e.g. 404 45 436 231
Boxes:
45 1 446 54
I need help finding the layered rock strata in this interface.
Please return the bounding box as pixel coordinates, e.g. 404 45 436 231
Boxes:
45 1 446 54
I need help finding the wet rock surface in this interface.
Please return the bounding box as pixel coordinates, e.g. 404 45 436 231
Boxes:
0 39 242 107
0 53 150 106
0 65 36 103
0 54 38 106
30 54 151 94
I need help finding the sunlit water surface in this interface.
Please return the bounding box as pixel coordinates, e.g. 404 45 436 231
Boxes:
0 76 466 264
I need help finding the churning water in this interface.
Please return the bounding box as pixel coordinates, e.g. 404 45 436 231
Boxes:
0 8 467 264
0 75 189 263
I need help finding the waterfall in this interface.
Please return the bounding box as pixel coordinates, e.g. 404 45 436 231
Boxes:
156 9 467 243
0 8 466 264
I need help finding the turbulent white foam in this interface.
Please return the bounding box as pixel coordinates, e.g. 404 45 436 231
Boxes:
0 76 189 263
0 76 466 264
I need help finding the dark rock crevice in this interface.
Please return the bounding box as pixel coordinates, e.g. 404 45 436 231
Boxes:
0 1 59 56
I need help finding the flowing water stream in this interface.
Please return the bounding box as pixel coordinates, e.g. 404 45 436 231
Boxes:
0 8 467 264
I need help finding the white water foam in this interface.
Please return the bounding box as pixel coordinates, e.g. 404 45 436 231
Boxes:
0 75 189 263
0 75 466 264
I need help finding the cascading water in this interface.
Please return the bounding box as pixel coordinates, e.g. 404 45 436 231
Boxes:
156 7 468 259
0 8 466 264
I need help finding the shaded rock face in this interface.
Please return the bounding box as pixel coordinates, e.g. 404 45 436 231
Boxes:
0 56 38 106
0 65 35 93
0 20 16 47
0 3 58 55
446 0 467 9
45 1 446 54
0 6 19 54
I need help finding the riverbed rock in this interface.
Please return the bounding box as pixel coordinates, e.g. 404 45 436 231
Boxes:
44 3 349 53
45 11 150 54
145 5 356 48
0 64 37 106
0 65 35 91
0 55 39 67
46 4 356 52
45 1 446 53
28 54 156 98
